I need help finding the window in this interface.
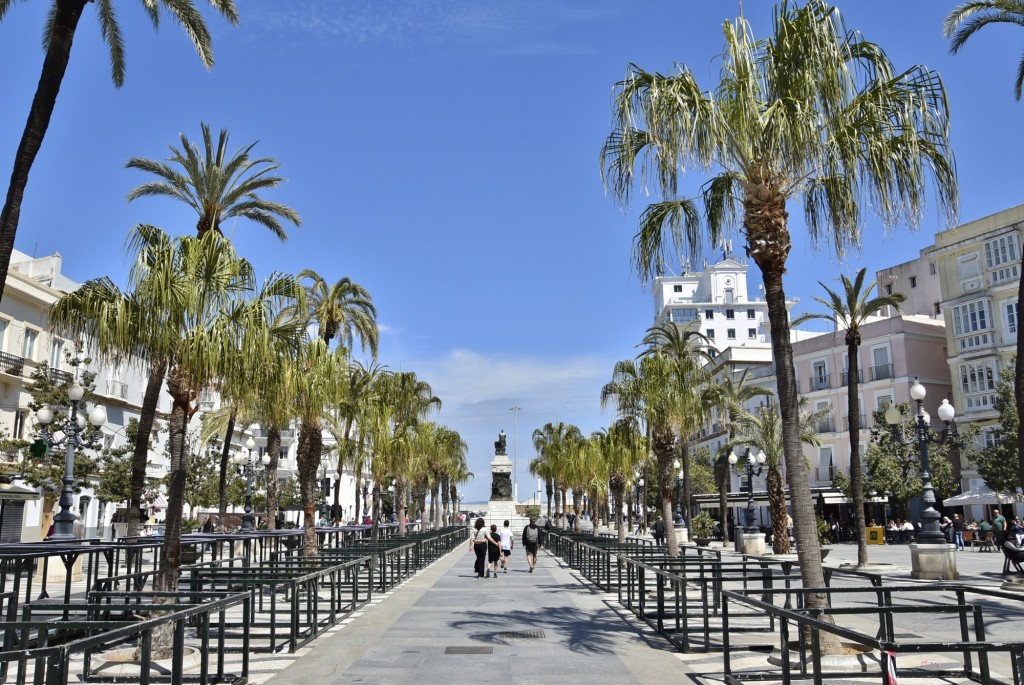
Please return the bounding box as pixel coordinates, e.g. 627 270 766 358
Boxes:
670 308 698 324
706 329 715 339
726 309 735 320
0 319 6 353
959 359 998 411
22 329 36 360
929 262 936 275
50 339 64 370
876 394 893 409
983 428 1001 450
748 328 757 339
985 232 1020 284
1007 301 1019 336
910 276 917 288
12 410 26 440
724 288 735 304
811 360 829 390
885 284 893 295
817 448 834 482
747 308 755 319
705 309 714 320
958 253 981 282
934 302 941 316
673 284 683 293
727 329 736 339
952 299 994 351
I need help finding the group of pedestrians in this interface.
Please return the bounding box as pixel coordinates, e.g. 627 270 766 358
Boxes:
469 517 540 578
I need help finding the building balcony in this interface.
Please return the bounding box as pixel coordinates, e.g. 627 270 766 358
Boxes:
0 351 25 377
957 331 999 354
840 370 862 385
814 466 836 484
869 363 894 381
809 375 832 392
842 413 868 431
48 368 73 385
104 379 129 400
0 446 21 464
815 418 836 434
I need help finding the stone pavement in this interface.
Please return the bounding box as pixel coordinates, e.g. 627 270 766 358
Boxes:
262 537 1024 685
266 543 698 685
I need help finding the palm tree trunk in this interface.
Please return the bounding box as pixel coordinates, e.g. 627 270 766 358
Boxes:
716 455 730 546
297 422 322 557
371 484 381 542
761 263 838 651
397 480 408 537
0 0 88 304
680 440 693 522
265 427 281 531
653 428 679 555
545 478 553 519
848 342 869 567
218 409 237 533
128 361 166 537
767 467 790 553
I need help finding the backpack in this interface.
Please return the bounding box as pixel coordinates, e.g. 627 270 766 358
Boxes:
525 525 539 544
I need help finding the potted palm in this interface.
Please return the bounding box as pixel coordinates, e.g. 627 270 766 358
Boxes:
691 512 715 546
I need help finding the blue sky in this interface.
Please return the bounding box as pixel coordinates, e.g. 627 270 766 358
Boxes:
1 1 1020 502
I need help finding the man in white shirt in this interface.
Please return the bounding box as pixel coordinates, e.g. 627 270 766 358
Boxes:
901 519 915 544
499 520 514 573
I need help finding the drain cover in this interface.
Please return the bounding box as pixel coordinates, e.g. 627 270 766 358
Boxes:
445 646 493 655
498 630 546 640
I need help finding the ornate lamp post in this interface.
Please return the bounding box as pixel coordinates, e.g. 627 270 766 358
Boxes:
35 383 107 541
885 380 959 545
232 437 269 532
509 405 521 502
672 459 685 523
728 447 766 534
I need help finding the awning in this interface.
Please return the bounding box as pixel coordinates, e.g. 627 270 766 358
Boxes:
0 484 39 502
151 494 168 509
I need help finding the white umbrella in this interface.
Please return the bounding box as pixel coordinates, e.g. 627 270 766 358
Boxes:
942 484 1024 507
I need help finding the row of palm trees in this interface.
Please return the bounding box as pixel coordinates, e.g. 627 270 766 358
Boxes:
43 123 469 595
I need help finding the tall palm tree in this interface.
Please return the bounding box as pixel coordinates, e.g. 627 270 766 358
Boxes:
602 0 957 633
945 0 1024 493
298 270 379 355
705 370 773 545
531 422 581 528
732 400 830 555
335 360 386 520
126 123 302 239
602 419 646 542
0 0 239 304
794 269 906 566
528 441 556 520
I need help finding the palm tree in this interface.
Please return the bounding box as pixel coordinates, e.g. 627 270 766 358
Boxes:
126 123 302 239
732 400 830 555
793 269 906 566
602 0 957 634
945 0 1024 493
705 370 773 545
602 419 646 542
335 360 386 520
531 422 582 528
0 0 239 304
298 270 379 355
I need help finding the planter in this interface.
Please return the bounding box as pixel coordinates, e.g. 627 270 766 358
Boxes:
767 641 880 673
694 538 712 547
95 646 202 678
820 548 831 561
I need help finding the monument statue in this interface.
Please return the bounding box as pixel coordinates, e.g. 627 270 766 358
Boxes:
489 430 513 502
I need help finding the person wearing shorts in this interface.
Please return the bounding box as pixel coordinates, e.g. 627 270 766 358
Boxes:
522 516 541 573
499 520 514 572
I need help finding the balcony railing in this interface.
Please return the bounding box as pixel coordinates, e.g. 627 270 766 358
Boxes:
842 413 868 431
809 375 831 392
869 363 894 381
816 418 836 434
0 446 21 463
105 379 128 399
840 370 862 385
0 351 24 377
48 368 73 384
253 428 296 439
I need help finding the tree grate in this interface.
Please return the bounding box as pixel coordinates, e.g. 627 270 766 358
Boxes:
498 630 546 640
445 646 493 654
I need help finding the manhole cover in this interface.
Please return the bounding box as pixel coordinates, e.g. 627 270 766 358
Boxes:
444 646 493 655
498 630 546 639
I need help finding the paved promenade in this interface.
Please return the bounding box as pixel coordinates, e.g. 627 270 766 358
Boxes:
260 536 1024 685
267 543 698 685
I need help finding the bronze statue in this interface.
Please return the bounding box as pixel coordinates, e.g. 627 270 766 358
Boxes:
494 430 507 456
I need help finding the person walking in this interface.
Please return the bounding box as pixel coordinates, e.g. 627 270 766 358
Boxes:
522 516 541 573
499 520 514 573
468 518 489 578
952 513 965 551
653 516 665 546
487 524 502 578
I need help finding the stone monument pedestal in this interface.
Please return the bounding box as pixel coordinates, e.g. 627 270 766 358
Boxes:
909 543 959 580
486 447 516 523
736 531 766 555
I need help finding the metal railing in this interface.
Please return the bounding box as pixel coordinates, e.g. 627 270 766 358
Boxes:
0 352 24 377
869 362 894 381
808 375 831 392
104 378 128 399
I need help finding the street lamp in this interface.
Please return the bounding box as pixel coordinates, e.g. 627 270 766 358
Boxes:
509 405 521 502
728 447 766 534
232 436 270 532
35 383 107 541
672 459 685 523
885 380 959 545
636 477 646 532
